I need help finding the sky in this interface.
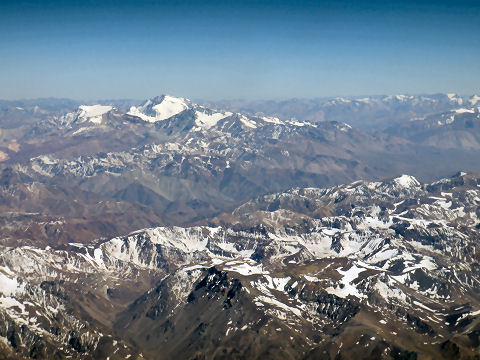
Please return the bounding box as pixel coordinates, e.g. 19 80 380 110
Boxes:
0 0 479 100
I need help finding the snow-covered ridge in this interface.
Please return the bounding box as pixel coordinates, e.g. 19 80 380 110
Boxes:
469 94 480 106
126 94 307 129
384 94 414 102
454 108 475 114
53 104 115 127
323 94 452 108
447 93 463 105
261 116 284 125
194 108 232 129
78 105 113 124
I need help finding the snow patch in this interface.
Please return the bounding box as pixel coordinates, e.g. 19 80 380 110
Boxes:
78 105 113 124
194 110 229 129
454 108 475 114
326 264 366 299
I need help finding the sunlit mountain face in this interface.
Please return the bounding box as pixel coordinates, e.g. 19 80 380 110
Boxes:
1 93 480 359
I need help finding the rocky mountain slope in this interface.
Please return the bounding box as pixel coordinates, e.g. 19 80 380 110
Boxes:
1 173 479 359
385 107 480 150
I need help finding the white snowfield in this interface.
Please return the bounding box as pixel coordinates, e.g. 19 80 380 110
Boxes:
128 95 190 122
194 109 230 129
78 105 113 124
0 273 23 296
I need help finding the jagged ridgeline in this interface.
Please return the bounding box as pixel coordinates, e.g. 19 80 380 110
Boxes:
1 94 480 359
1 173 480 359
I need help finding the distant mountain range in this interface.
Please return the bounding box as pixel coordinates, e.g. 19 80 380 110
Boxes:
1 93 480 244
206 93 480 131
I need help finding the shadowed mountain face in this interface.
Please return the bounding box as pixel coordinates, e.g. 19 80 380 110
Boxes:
384 109 480 150
1 173 479 359
1 94 480 359
1 94 480 246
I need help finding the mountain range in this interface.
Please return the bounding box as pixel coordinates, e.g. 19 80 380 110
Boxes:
0 93 480 359
1 172 479 359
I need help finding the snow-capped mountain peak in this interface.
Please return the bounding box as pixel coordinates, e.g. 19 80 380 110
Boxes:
128 94 191 122
392 174 420 188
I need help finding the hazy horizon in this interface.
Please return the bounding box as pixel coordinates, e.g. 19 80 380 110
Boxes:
1 91 480 104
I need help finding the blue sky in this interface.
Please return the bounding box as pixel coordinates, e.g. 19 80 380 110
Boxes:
0 0 479 100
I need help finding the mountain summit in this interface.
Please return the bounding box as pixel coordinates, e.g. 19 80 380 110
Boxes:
127 95 192 122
